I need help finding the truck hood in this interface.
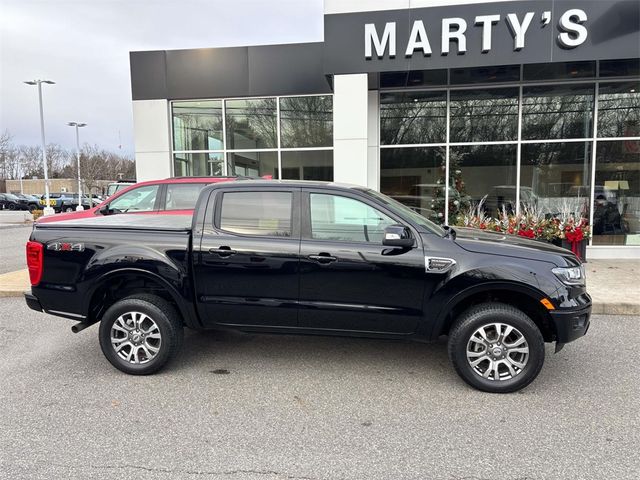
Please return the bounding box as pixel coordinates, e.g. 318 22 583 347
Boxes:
453 227 580 267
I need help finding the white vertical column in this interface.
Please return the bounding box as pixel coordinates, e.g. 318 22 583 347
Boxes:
333 74 369 187
132 99 172 181
367 90 380 190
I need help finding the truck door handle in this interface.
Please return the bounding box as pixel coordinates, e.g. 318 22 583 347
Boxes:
308 253 337 264
209 247 237 258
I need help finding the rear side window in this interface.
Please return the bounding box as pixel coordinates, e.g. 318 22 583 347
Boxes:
219 191 292 237
164 183 206 210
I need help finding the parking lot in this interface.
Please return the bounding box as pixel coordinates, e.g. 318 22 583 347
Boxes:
0 295 638 480
0 225 31 274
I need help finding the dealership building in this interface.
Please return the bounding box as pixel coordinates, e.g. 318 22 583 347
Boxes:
129 0 639 258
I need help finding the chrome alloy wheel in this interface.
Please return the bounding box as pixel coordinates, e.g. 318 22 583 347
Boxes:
466 323 530 381
110 311 161 364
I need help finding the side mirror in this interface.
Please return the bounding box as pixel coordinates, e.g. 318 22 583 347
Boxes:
383 224 414 248
99 204 110 215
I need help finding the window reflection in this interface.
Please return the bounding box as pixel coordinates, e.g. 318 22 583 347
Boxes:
281 150 333 181
523 61 595 81
380 147 446 223
592 141 640 245
597 81 640 138
225 98 277 149
173 101 223 151
227 151 278 178
450 145 517 217
173 152 223 177
522 84 594 140
521 142 591 216
280 96 333 148
450 88 518 142
380 91 446 145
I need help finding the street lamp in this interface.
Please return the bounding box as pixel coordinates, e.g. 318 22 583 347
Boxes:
67 122 87 211
24 79 55 216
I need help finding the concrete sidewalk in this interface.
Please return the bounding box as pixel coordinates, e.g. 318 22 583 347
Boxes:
1 260 638 314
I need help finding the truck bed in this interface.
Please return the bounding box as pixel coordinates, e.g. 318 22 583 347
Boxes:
35 214 193 231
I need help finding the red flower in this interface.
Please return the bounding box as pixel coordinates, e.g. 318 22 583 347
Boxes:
508 227 514 234
566 228 584 243
494 225 501 232
479 223 486 230
518 229 535 239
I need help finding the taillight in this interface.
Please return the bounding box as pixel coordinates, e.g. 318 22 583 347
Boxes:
26 241 43 286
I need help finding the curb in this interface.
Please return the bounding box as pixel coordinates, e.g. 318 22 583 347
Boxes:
0 286 638 315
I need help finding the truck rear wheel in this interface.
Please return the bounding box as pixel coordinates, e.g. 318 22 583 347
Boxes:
447 303 545 393
99 294 184 375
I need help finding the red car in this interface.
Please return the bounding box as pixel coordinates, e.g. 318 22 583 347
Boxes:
37 177 240 224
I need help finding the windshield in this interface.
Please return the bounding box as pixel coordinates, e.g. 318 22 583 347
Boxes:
5 194 19 201
360 189 445 236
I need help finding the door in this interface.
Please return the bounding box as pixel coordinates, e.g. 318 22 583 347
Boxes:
299 190 426 334
194 188 301 328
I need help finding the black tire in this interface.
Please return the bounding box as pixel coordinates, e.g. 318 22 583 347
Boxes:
99 294 184 375
8 203 15 210
448 302 545 393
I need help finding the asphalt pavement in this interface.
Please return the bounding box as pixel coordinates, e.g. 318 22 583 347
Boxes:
0 224 31 274
0 296 638 480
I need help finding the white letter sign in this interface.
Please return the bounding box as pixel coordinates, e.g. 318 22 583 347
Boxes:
365 22 396 58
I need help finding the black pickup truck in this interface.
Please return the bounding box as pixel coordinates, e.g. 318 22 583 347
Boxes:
24 181 591 393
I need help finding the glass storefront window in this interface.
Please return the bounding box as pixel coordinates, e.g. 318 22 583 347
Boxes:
450 88 518 142
280 96 333 148
227 151 278 178
225 98 277 149
597 81 640 138
450 145 517 218
523 61 595 81
450 65 520 85
172 101 223 151
520 142 592 217
380 91 446 145
380 147 446 224
173 152 223 177
522 84 594 140
592 141 640 245
599 59 640 78
281 150 333 181
379 69 448 88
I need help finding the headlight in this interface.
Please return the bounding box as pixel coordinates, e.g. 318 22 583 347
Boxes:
552 266 586 286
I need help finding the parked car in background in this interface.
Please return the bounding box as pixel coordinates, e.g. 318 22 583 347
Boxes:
38 193 95 213
0 193 30 211
15 194 41 212
37 176 242 223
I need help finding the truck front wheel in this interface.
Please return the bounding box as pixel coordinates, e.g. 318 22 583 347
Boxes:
447 303 545 393
99 294 184 375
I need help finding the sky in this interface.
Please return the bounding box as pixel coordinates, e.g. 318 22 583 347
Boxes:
0 0 324 156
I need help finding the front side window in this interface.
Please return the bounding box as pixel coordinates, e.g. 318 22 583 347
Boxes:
310 193 395 243
108 185 159 213
164 184 207 211
219 191 292 237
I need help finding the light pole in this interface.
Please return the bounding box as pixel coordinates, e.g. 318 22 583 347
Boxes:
67 122 87 211
24 79 55 216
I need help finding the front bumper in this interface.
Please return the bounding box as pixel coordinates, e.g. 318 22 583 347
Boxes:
24 292 43 312
549 303 591 344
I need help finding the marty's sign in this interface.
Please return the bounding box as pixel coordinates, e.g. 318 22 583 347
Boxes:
323 0 640 74
365 9 587 59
